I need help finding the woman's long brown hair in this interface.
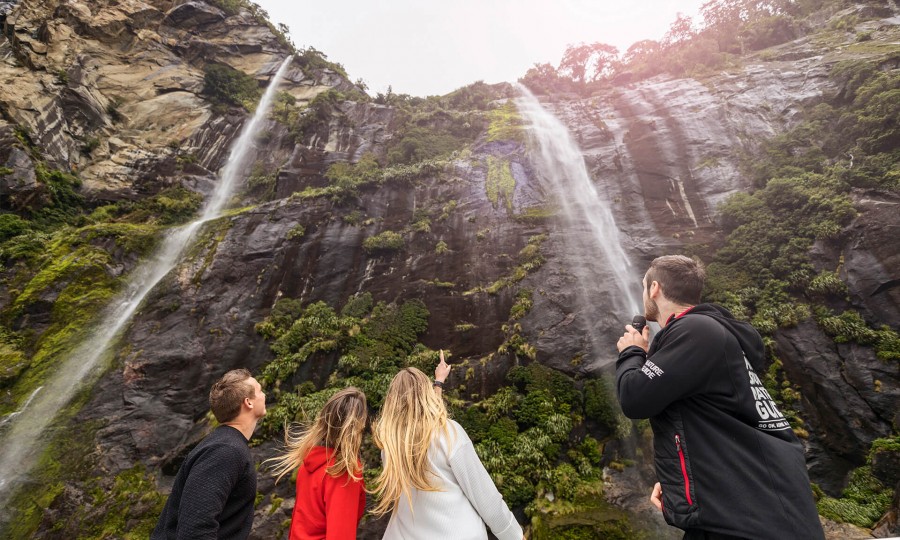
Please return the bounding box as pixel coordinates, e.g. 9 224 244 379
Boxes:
267 387 368 482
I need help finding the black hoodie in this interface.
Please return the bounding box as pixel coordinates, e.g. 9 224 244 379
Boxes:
616 304 824 539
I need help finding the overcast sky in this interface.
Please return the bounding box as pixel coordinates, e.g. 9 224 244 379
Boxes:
253 0 707 97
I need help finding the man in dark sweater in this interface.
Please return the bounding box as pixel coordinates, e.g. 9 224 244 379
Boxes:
615 255 824 540
152 368 266 540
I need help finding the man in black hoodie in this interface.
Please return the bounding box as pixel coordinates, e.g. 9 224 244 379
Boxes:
615 255 824 540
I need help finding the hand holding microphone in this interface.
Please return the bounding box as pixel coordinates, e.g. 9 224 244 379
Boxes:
616 314 650 353
631 315 646 333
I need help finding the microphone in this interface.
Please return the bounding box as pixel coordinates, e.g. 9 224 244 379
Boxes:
632 315 647 333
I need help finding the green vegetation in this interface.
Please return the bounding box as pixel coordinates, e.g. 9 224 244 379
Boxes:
294 89 344 138
0 135 201 415
485 156 516 212
64 466 166 538
253 288 624 525
0 222 160 415
486 101 525 143
703 54 900 360
202 63 262 111
10 429 166 539
80 136 100 155
466 234 546 295
269 86 366 145
293 47 349 79
509 289 534 320
531 493 641 540
294 152 450 203
438 199 457 221
520 0 885 93
386 122 474 165
816 466 893 528
4 390 113 539
26 164 85 228
254 294 430 435
246 160 279 201
362 230 404 253
375 81 512 165
286 224 306 240
816 309 900 361
456 363 614 510
515 205 558 224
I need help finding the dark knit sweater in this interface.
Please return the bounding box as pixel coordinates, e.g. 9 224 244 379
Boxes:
152 425 257 540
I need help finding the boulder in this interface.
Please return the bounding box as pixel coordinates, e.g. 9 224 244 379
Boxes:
162 2 226 28
775 320 898 492
842 193 900 324
0 147 39 208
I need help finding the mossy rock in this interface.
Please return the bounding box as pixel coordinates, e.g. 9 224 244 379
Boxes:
531 503 642 540
870 437 900 487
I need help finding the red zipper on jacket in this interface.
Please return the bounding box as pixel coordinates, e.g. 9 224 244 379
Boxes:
675 434 693 505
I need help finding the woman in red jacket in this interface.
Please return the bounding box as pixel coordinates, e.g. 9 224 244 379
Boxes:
269 387 368 539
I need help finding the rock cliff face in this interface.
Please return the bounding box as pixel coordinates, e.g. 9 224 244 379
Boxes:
544 42 900 496
0 1 897 538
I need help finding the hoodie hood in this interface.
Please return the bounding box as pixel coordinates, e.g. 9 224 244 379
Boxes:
302 446 334 474
689 303 766 371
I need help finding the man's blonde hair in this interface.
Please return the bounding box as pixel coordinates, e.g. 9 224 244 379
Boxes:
209 368 255 423
370 367 450 516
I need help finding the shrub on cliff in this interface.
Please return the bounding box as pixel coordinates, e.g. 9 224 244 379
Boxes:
362 230 405 253
254 296 430 434
0 214 29 242
816 466 893 528
202 63 261 111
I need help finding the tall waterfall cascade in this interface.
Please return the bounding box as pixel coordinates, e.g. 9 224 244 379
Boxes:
0 57 293 513
515 84 644 362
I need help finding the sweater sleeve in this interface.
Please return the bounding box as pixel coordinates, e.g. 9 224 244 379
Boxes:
448 428 523 540
323 472 365 540
616 319 722 419
176 445 243 540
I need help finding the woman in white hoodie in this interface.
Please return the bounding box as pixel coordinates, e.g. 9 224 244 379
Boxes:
371 354 524 540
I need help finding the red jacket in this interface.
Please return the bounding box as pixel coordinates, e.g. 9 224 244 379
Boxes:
289 446 366 540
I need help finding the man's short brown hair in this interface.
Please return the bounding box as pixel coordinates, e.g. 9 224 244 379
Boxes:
645 255 706 305
209 369 255 423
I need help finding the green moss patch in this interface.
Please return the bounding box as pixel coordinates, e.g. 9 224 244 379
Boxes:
485 156 516 212
1 221 160 414
816 466 893 528
486 101 525 143
362 230 405 253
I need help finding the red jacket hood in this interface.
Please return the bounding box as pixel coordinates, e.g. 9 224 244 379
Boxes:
302 446 334 474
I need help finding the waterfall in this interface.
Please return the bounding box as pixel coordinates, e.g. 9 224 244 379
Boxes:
515 84 643 364
0 57 292 512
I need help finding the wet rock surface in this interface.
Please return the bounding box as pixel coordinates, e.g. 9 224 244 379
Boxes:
776 320 899 491
0 1 896 537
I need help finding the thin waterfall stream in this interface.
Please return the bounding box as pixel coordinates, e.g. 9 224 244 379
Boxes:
0 57 292 512
515 84 643 366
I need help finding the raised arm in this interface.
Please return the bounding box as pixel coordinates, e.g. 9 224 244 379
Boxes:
616 319 722 418
433 349 451 398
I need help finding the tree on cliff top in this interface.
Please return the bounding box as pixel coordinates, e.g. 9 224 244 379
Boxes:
558 42 620 85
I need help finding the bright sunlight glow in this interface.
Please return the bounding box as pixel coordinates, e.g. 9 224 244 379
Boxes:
253 0 708 97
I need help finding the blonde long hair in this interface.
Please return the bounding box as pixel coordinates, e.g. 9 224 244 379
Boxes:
267 387 367 483
370 367 450 516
